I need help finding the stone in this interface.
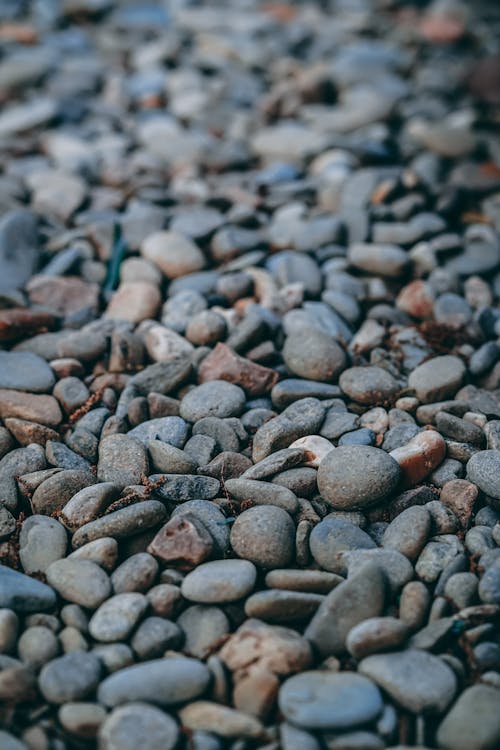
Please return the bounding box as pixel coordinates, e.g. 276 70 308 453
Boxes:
317 446 401 510
359 650 456 714
279 671 383 730
409 356 466 404
39 651 101 704
71 500 167 548
148 514 214 569
265 569 342 594
141 230 205 278
0 565 56 613
283 330 346 382
99 703 179 750
128 416 189 447
390 430 446 486
339 367 400 406
0 351 54 393
177 605 229 659
97 434 149 488
252 398 326 462
60 483 121 532
59 702 107 740
288 436 335 467
220 618 312 677
230 505 296 569
466 450 500 500
309 518 376 573
244 590 323 623
224 478 298 513
0 209 39 292
131 617 182 660
19 515 67 574
179 701 264 739
346 617 410 659
105 281 161 323
98 656 211 707
437 684 500 750
198 343 278 397
148 441 197 474
305 563 386 656
181 560 257 603
180 381 246 421
17 625 59 669
89 593 148 642
0 390 62 427
31 469 95 516
46 559 111 609
348 243 409 277
111 553 159 594
382 506 431 561
171 500 230 556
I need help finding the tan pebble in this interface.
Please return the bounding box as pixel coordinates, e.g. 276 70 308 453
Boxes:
439 479 478 529
359 407 389 434
104 281 161 323
179 701 264 739
396 280 435 319
289 435 334 467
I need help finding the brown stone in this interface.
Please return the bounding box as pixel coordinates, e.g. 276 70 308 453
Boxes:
198 343 278 397
219 618 313 679
49 358 85 379
390 429 446 487
27 276 100 316
0 308 58 343
440 479 478 529
233 668 280 720
0 390 63 427
4 418 60 446
148 514 214 570
146 583 183 619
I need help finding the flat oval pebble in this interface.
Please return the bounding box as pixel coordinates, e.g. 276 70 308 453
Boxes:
408 356 466 404
46 559 111 609
230 505 295 568
181 560 257 603
88 593 148 642
98 656 211 707
279 671 383 730
466 450 500 500
317 446 401 510
99 702 179 750
39 652 101 704
359 650 457 714
339 367 400 406
180 381 246 421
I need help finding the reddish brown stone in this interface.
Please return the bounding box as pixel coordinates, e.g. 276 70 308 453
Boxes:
390 429 446 487
4 417 60 446
0 390 63 427
27 276 100 316
148 513 214 570
396 280 435 320
0 308 58 343
198 343 278 397
440 479 478 529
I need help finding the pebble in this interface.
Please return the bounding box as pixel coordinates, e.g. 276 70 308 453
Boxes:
224 478 299 514
30 469 95 516
179 701 264 739
97 434 149 488
408 356 466 403
19 515 67 574
305 563 386 656
230 506 295 568
382 506 431 561
466 450 500 500
0 565 56 613
89 593 148 642
436 684 500 750
389 430 446 486
58 702 107 740
346 617 410 660
0 390 62 427
0 351 55 393
141 230 206 278
46 559 111 609
310 518 376 573
99 703 179 750
17 625 60 669
38 651 101 704
283 330 346 382
98 657 211 707
180 381 246 421
71 500 167 548
317 446 401 510
339 367 400 406
181 560 257 603
279 672 383 730
148 514 214 569
359 650 456 714
177 605 229 659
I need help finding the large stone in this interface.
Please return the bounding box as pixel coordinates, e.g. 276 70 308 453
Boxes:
436 684 500 750
359 650 457 714
409 356 466 403
317 446 401 510
0 565 56 613
99 703 179 750
279 671 383 730
0 351 54 393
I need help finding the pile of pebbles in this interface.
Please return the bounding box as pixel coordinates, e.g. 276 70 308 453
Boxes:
1 0 500 748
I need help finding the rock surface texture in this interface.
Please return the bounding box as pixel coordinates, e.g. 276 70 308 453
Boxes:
0 0 499 748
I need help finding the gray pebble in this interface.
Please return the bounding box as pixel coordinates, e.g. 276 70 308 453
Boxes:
181 560 257 603
89 593 148 642
46 559 111 609
230 505 295 569
39 651 101 704
99 702 179 750
310 518 376 573
180 381 246 421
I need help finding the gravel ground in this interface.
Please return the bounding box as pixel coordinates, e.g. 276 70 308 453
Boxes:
0 0 500 748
